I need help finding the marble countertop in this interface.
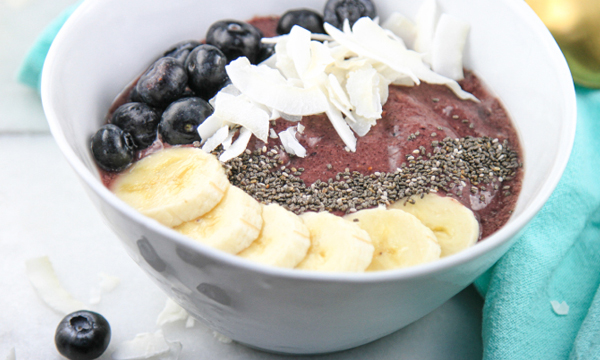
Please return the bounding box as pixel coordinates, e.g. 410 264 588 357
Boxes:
0 0 484 358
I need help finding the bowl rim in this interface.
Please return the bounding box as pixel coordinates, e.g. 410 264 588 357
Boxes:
41 0 577 283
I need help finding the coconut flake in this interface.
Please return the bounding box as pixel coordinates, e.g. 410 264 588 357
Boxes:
269 128 278 139
279 127 306 157
325 103 357 151
212 332 233 344
211 92 270 142
90 272 121 305
346 65 382 119
202 126 230 152
111 330 181 360
431 14 470 81
551 300 569 316
156 298 189 326
297 123 305 134
185 317 195 328
227 57 329 116
222 129 236 149
25 256 87 315
382 13 417 49
197 114 227 143
219 127 252 162
413 0 440 64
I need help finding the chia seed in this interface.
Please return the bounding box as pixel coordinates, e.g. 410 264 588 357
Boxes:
217 136 520 215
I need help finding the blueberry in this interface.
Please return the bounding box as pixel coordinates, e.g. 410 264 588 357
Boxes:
277 9 325 35
185 44 229 100
323 0 376 29
256 42 276 64
110 102 160 149
163 40 201 64
91 124 135 172
158 97 213 145
55 310 111 360
135 57 188 108
206 20 263 64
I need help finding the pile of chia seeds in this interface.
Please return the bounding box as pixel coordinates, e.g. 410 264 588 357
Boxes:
219 136 521 214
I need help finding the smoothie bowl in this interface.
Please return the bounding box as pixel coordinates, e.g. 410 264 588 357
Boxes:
42 0 575 354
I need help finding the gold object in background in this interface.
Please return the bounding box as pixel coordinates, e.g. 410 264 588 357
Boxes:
527 0 600 88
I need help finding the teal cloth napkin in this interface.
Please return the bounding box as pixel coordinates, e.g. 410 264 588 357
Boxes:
20 6 600 359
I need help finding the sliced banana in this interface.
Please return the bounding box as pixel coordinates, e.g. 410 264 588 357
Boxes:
389 194 479 257
295 212 374 272
112 147 229 227
174 186 262 254
238 204 311 268
345 208 441 271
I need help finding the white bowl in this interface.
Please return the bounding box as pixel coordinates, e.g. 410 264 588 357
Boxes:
42 0 576 354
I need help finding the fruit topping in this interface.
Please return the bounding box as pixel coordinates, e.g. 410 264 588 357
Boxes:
134 57 188 109
295 211 374 272
323 0 376 29
389 194 479 257
345 208 441 270
91 124 135 172
158 97 213 145
238 204 311 268
110 102 160 149
184 44 229 100
112 147 229 227
55 310 111 360
174 186 263 254
276 9 326 35
163 40 201 64
206 20 263 64
256 42 275 63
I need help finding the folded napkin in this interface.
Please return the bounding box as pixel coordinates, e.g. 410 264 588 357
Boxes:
19 6 600 360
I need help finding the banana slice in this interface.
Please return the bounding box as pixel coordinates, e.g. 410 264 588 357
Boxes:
112 147 229 227
295 212 374 272
345 208 441 271
238 204 311 268
389 194 479 257
174 186 262 254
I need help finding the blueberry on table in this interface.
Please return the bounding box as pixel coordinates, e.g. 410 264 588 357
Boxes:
55 310 111 360
110 102 160 149
134 57 188 109
91 124 135 172
206 20 263 64
323 0 376 29
163 40 201 64
277 9 326 35
185 44 229 101
158 97 214 145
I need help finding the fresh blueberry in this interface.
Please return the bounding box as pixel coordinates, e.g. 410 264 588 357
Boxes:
206 20 263 64
110 102 160 149
91 124 135 172
135 57 188 108
256 42 276 63
323 0 376 29
185 44 229 101
277 9 325 34
158 97 213 145
163 40 201 64
55 310 111 360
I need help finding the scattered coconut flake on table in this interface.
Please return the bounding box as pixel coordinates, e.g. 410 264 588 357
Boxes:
156 298 191 326
212 331 233 344
25 256 87 315
90 272 121 305
551 300 569 316
111 330 182 360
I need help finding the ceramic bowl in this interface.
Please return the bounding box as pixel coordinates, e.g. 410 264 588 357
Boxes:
42 0 576 354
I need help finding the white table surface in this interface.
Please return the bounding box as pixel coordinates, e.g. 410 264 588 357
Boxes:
0 1 484 358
